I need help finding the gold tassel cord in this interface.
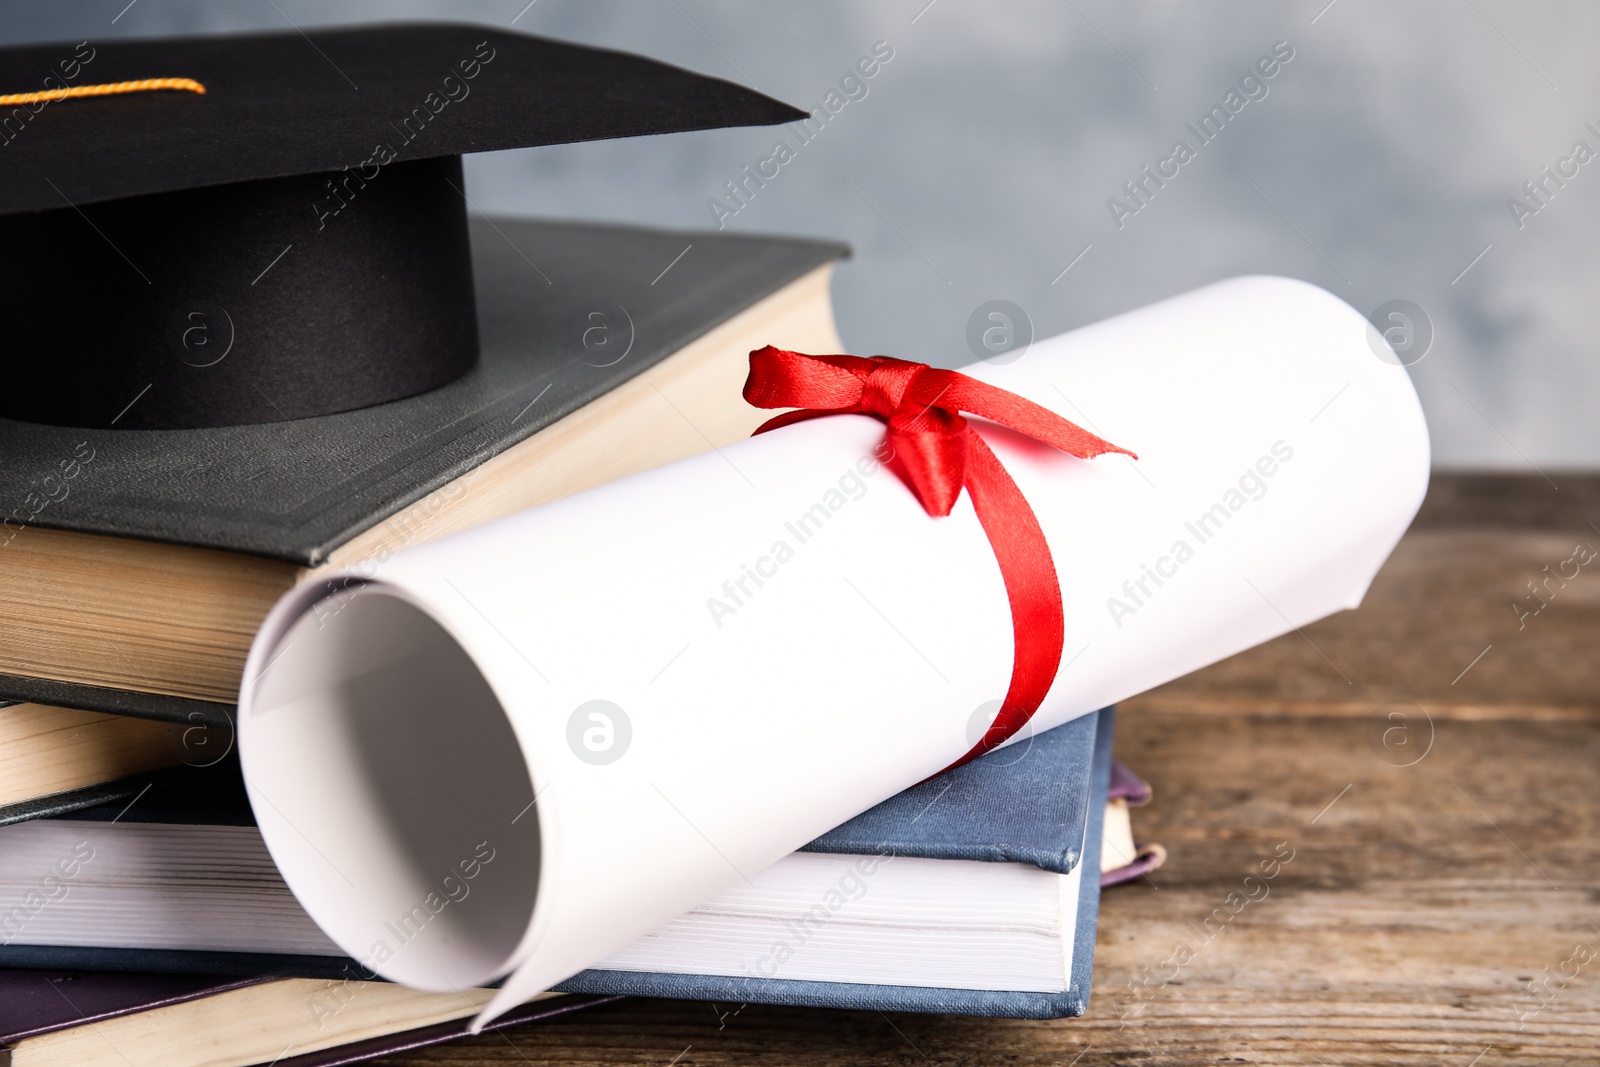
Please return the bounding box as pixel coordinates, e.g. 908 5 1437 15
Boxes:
0 78 206 107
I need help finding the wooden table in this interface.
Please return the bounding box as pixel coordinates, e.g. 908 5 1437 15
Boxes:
383 474 1600 1066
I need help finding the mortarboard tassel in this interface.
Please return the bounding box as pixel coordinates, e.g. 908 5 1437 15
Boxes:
0 77 205 107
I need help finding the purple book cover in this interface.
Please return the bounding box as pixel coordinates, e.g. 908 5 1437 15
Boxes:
1101 760 1168 888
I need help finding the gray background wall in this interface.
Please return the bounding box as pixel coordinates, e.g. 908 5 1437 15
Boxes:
10 1 1597 469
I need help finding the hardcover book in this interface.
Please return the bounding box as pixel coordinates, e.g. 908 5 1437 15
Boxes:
560 705 1118 1018
0 703 187 825
0 710 1118 1020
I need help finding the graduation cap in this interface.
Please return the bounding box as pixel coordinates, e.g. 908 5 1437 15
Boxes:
0 22 803 430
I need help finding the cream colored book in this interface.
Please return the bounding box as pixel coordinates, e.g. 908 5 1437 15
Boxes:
0 703 187 820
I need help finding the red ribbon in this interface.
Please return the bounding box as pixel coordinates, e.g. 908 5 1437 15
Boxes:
743 347 1136 770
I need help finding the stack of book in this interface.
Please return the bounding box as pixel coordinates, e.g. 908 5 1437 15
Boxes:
0 23 1162 1067
0 699 1157 1067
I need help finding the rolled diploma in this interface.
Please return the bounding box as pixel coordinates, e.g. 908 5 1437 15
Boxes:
238 275 1428 1027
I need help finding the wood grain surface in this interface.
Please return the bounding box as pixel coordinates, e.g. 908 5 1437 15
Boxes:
375 474 1600 1066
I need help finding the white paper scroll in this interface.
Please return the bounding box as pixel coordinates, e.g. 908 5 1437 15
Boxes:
237 276 1429 1028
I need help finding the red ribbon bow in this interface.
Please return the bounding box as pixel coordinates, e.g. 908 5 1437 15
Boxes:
744 346 1136 770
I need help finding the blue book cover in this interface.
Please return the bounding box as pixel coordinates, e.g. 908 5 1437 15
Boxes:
553 706 1115 1018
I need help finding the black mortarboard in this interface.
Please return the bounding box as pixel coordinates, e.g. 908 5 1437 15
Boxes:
0 22 802 429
